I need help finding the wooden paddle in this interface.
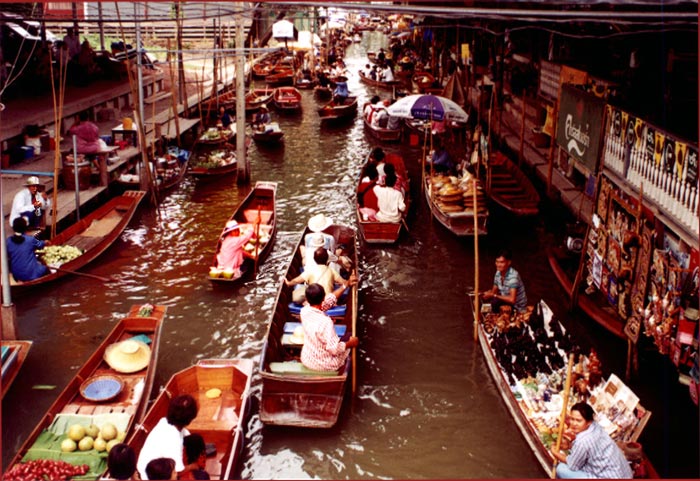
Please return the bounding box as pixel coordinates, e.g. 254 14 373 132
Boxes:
253 204 262 274
552 353 576 478
49 266 113 282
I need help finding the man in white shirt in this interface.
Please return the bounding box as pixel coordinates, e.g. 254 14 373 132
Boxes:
10 176 50 229
374 172 406 223
382 65 395 82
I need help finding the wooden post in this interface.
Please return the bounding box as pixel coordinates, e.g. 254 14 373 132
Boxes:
473 181 480 341
546 102 558 196
167 39 181 144
519 92 526 167
552 353 576 478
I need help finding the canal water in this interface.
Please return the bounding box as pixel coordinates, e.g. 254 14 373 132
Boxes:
2 34 697 479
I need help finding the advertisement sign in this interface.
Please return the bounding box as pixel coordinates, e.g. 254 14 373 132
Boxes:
556 84 605 172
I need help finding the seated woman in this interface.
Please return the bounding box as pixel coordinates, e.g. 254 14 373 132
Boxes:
67 111 109 154
216 221 254 277
358 163 379 221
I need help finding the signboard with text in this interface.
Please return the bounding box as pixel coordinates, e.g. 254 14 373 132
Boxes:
556 84 605 173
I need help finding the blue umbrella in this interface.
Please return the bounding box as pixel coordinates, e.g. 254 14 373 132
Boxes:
386 94 468 123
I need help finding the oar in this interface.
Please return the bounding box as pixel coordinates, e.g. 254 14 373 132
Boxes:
552 353 576 478
253 204 262 275
49 266 113 282
351 270 358 396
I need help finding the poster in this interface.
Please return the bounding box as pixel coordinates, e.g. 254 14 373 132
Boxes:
592 251 603 288
663 137 676 175
645 126 656 165
675 141 686 180
686 147 698 185
555 85 605 172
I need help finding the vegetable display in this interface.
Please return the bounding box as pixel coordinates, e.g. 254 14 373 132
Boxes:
37 245 84 266
2 459 89 481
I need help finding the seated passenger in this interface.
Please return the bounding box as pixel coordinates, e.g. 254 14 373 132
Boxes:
358 163 379 221
300 283 359 372
301 214 335 266
216 221 255 277
146 458 176 480
107 443 137 480
181 434 210 480
67 111 109 154
6 217 50 282
374 173 406 223
286 247 349 304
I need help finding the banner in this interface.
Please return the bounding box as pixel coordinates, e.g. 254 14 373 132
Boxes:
654 131 665 167
555 84 605 172
686 147 698 185
645 127 656 165
663 137 676 174
675 142 686 179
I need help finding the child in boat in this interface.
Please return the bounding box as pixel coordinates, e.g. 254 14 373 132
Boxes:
107 443 138 480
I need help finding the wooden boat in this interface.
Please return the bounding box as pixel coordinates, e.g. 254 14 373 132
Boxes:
294 77 316 90
252 122 284 145
125 358 254 480
314 85 333 101
196 127 235 148
189 148 238 178
8 191 145 291
356 153 410 244
487 151 540 216
1 340 32 398
265 69 295 88
362 104 402 143
245 88 274 114
272 86 302 114
547 245 626 339
358 69 401 91
412 71 442 94
209 181 278 284
259 224 359 428
117 150 190 194
424 174 488 236
6 305 166 479
317 96 358 123
468 296 656 478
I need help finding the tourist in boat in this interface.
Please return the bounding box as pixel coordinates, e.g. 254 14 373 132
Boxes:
332 76 349 105
380 63 395 82
286 247 349 304
300 283 359 372
181 434 210 480
10 176 51 230
551 401 633 479
218 106 233 129
302 214 336 266
363 95 381 124
67 111 109 154
137 394 199 479
374 172 406 223
6 217 50 282
146 458 176 480
371 102 389 128
107 443 138 480
480 249 528 313
358 163 380 221
216 221 255 277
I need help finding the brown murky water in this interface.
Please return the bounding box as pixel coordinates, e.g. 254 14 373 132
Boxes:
3 33 697 479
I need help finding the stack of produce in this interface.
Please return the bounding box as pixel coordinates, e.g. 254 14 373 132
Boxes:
430 173 487 214
37 245 84 267
192 149 236 169
243 232 271 256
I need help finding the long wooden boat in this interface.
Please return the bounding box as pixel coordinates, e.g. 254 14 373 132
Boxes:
209 181 278 284
487 151 540 216
117 152 189 194
356 153 410 244
362 107 402 143
8 190 145 291
6 305 166 479
547 245 626 339
245 88 274 114
265 69 295 88
469 296 656 478
272 87 302 113
424 174 488 236
317 96 358 123
412 71 442 94
125 358 254 480
314 85 332 101
252 122 284 145
259 224 358 428
358 69 401 91
1 340 32 398
294 77 316 90
196 127 235 149
189 136 252 179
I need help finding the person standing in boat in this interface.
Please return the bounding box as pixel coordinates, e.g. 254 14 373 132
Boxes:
551 402 633 478
481 249 528 312
6 217 50 282
10 176 51 230
332 75 349 105
300 283 359 372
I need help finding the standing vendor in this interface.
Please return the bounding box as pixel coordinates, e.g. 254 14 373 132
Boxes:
481 249 527 312
551 402 633 478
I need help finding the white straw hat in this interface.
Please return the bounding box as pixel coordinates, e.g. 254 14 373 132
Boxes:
308 214 333 233
104 340 151 373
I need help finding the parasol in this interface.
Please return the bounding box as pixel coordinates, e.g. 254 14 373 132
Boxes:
386 94 468 123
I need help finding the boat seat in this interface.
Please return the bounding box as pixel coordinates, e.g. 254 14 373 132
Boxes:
283 322 346 336
288 302 346 317
243 209 273 224
269 361 338 376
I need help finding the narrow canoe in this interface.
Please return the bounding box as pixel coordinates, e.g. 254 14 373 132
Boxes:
259 224 359 428
487 151 540 216
126 358 254 480
362 108 402 143
265 70 295 88
314 85 333 101
1 340 32 398
358 70 402 91
252 123 284 145
318 96 358 123
209 181 278 284
8 190 146 291
6 305 166 479
357 153 410 244
468 296 656 478
272 87 302 113
424 174 488 236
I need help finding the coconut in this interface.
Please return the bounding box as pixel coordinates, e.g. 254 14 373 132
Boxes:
67 424 86 442
61 439 77 452
209 267 222 278
78 436 94 451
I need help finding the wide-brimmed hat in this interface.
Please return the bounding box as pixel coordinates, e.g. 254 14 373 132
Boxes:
685 307 699 321
24 176 40 186
289 326 305 344
104 339 151 373
222 220 240 235
309 233 326 248
335 75 348 82
308 214 333 233
260 104 269 110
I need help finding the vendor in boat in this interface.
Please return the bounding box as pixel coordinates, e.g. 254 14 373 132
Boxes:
332 76 349 105
252 105 271 132
216 221 255 277
218 106 233 129
480 249 528 313
300 283 359 372
427 140 456 175
137 394 200 479
551 402 633 479
6 217 50 282
10 176 51 230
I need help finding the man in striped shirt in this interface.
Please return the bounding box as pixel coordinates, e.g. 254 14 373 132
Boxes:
481 249 528 312
300 283 358 372
551 402 633 478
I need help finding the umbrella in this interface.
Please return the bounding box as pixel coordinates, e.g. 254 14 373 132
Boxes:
386 94 468 123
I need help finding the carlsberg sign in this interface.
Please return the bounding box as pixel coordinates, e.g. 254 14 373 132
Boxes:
556 84 605 172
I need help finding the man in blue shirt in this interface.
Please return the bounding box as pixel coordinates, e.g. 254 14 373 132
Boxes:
481 249 527 312
6 217 50 282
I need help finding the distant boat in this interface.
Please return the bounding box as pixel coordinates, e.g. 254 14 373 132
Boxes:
424 173 488 236
362 103 402 143
317 96 358 123
272 86 302 113
209 181 278 284
486 151 540 216
1 340 32 398
358 69 401 91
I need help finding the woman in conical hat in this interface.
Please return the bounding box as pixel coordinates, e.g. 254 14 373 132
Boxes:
216 220 254 277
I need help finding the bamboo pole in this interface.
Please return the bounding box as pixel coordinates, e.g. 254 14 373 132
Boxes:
473 179 480 340
253 204 262 275
351 268 358 395
519 91 526 167
48 44 68 238
167 39 181 143
552 354 576 478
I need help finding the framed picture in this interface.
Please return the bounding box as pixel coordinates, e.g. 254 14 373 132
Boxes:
591 252 603 289
607 237 622 275
601 265 610 297
624 313 642 343
608 275 619 306
597 176 612 222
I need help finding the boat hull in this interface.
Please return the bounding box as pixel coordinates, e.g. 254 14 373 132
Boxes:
424 176 488 236
1 340 32 398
